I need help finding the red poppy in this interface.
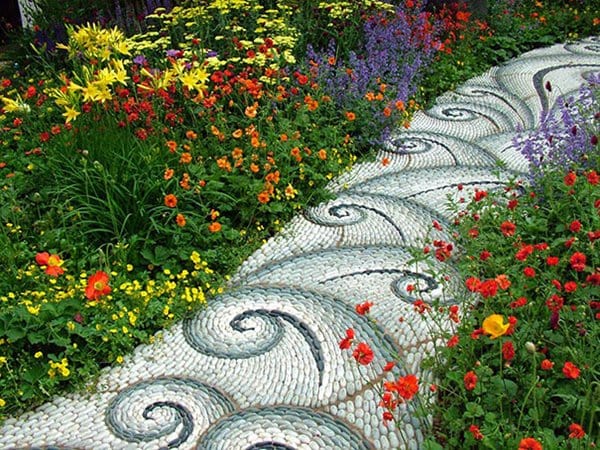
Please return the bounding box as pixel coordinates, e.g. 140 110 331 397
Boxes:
562 361 580 379
568 423 585 439
464 370 477 391
518 437 543 450
500 221 516 236
570 252 586 271
469 424 484 440
355 301 373 315
35 252 65 277
352 342 374 365
85 271 111 301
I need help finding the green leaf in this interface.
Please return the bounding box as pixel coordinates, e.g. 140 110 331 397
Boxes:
464 402 485 418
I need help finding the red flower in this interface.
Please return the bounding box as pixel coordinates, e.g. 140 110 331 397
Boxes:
546 294 564 312
382 411 394 423
352 342 374 365
564 281 577 293
495 274 511 290
515 244 534 261
569 220 582 233
464 371 478 391
469 424 484 440
413 299 431 314
355 301 373 315
519 437 543 450
562 361 580 379
570 252 586 271
85 271 111 301
568 423 586 439
523 266 536 278
564 171 577 186
540 359 554 370
473 189 487 201
586 169 599 185
383 361 395 372
502 341 515 361
470 328 484 340
465 277 481 292
510 297 527 308
586 272 600 286
479 250 491 261
500 221 516 236
447 335 459 348
546 256 559 266
395 374 419 400
478 279 498 298
339 328 355 350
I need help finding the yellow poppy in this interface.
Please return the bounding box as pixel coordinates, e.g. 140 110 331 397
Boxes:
482 314 509 339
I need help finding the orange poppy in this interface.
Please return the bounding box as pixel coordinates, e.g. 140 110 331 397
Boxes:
166 140 177 152
345 111 356 121
180 152 192 164
257 191 270 204
85 271 111 301
176 213 186 227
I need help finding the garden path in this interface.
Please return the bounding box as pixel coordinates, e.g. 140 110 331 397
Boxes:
1 36 599 450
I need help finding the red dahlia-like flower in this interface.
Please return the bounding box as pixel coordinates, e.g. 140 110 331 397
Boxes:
570 252 587 272
569 220 582 233
568 423 585 439
352 342 374 365
395 374 419 400
564 171 577 186
502 341 515 361
469 424 484 440
85 271 111 301
519 437 543 450
562 361 580 379
540 359 554 370
523 266 536 278
478 279 498 298
465 277 481 292
339 328 355 350
500 220 516 236
355 301 373 315
464 371 477 391
515 244 534 261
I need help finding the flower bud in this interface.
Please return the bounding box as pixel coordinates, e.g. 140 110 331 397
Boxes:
525 342 536 354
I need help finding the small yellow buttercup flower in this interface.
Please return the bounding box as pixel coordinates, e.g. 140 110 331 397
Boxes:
482 314 509 339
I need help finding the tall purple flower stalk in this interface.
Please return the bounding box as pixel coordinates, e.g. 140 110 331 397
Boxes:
305 3 443 145
516 72 600 185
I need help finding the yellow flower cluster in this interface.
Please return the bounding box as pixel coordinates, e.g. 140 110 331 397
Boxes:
317 0 394 20
48 358 70 378
56 23 130 61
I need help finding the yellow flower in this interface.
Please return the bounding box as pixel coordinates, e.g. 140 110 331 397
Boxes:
482 314 509 339
62 106 80 123
0 398 5 407
34 351 43 359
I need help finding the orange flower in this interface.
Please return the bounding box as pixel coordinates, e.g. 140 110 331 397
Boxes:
179 173 190 190
245 103 258 118
164 168 174 180
185 130 197 140
164 194 178 208
176 213 186 227
216 156 232 172
166 140 177 153
231 147 243 159
317 149 327 160
290 147 302 162
464 370 477 391
395 100 405 111
562 361 580 379
352 342 374 365
250 163 260 173
382 157 390 166
518 438 542 450
265 170 280 184
208 222 222 233
495 274 511 290
345 111 356 121
85 270 111 301
280 133 288 142
383 107 392 117
35 252 65 277
180 152 192 164
232 129 243 139
257 191 270 204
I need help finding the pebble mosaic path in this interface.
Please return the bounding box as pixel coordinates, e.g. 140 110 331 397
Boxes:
1 36 600 450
